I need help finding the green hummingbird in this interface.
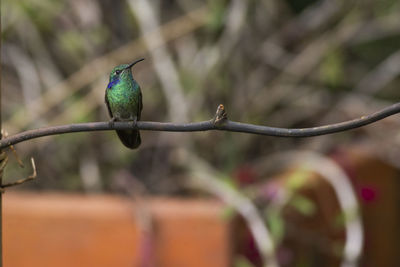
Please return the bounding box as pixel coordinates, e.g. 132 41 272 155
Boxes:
105 58 144 149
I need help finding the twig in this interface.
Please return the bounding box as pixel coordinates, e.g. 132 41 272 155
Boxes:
0 132 37 190
0 102 399 149
1 158 37 189
1 130 24 167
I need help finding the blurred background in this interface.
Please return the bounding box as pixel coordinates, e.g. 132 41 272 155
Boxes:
1 0 400 266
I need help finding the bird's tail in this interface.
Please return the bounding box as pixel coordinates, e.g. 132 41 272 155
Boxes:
116 129 141 149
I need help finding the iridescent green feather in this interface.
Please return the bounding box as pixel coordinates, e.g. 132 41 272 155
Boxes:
105 61 143 149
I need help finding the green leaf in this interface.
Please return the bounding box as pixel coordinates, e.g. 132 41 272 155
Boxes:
320 49 345 88
290 195 316 216
234 255 256 267
287 168 310 190
206 0 227 32
266 208 285 243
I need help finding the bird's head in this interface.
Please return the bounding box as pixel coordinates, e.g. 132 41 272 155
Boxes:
108 58 144 88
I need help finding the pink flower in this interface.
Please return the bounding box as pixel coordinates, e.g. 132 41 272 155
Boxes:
360 186 377 203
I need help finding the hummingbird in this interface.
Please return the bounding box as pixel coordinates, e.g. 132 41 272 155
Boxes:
105 58 144 149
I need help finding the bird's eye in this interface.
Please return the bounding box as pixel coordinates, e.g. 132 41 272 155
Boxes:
115 70 121 75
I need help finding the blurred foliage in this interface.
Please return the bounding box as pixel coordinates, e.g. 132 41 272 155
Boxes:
320 49 345 89
265 207 285 243
289 194 316 216
1 0 399 193
2 0 400 266
234 255 256 267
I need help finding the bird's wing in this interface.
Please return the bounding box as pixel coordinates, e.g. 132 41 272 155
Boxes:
138 88 143 120
105 93 113 118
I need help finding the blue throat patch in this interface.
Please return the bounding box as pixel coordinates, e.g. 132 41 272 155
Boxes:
107 78 120 89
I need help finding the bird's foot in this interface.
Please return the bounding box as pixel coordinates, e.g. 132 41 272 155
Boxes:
109 117 117 128
130 117 138 129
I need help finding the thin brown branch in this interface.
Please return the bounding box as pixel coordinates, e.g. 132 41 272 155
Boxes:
0 103 399 150
1 130 24 167
1 158 36 189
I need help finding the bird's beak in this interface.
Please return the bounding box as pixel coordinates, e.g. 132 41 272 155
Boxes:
126 58 145 69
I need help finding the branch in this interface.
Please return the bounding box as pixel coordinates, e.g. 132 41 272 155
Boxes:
1 103 399 149
1 158 37 190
